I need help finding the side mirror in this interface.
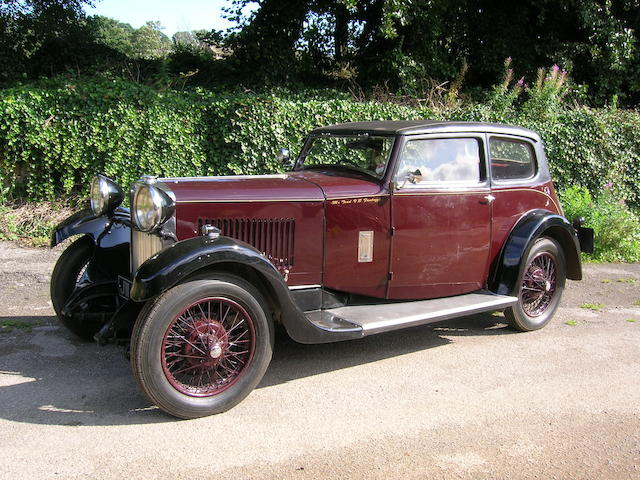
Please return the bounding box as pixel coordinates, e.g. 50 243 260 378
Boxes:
407 169 423 184
394 169 422 190
277 148 292 169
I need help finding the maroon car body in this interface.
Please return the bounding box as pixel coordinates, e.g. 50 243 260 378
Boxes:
50 120 592 418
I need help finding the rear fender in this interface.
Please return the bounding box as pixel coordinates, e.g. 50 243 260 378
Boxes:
490 210 582 296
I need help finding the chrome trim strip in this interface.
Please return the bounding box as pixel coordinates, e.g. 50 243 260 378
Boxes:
393 190 489 196
176 198 323 204
161 174 290 181
325 194 387 201
288 284 322 290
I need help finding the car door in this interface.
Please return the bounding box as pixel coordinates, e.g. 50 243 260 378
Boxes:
323 190 392 298
388 134 493 300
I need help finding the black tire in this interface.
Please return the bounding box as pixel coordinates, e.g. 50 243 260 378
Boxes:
505 237 566 331
50 237 102 340
130 275 274 419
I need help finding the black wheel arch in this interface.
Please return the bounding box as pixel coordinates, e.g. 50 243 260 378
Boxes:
490 209 582 296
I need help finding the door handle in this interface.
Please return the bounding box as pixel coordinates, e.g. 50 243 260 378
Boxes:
479 194 495 205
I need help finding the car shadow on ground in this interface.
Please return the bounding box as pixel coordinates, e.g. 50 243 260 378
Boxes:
0 312 515 426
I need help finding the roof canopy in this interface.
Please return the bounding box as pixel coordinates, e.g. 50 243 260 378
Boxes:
310 120 540 141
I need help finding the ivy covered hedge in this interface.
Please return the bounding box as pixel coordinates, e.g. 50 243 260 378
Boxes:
1 78 639 206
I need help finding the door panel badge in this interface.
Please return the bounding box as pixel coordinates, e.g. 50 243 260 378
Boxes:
358 231 374 263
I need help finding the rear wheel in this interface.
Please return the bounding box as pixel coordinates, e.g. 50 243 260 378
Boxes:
50 237 103 340
505 237 566 331
130 275 273 419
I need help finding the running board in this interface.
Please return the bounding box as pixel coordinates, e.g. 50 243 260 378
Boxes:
304 290 517 337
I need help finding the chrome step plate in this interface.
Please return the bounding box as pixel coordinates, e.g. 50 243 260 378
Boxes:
305 290 517 336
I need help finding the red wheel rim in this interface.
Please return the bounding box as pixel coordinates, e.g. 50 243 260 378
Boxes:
161 297 256 397
520 252 557 317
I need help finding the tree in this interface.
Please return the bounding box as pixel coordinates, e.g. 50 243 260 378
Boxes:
0 0 95 80
219 0 639 105
89 15 136 57
130 21 171 60
173 31 198 47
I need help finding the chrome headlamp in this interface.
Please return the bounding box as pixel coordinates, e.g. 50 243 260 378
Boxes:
132 176 175 232
90 174 124 217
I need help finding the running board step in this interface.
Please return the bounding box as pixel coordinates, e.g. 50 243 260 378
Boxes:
304 290 517 337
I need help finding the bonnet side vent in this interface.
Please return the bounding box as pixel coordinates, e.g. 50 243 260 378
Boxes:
199 218 295 272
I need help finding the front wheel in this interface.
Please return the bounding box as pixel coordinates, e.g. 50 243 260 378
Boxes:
505 237 566 331
130 275 273 419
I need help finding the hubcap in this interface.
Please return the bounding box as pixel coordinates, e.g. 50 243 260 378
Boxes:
521 252 557 317
161 297 256 397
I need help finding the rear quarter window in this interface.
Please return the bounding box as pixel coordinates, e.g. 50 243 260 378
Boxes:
490 138 536 181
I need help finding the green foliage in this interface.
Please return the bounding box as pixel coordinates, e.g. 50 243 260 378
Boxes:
89 15 137 57
0 79 435 201
0 76 639 261
0 77 639 262
0 77 637 202
129 21 172 60
89 16 172 61
559 186 640 262
214 0 640 107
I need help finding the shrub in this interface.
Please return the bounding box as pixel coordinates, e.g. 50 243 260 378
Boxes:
559 186 640 262
0 77 639 211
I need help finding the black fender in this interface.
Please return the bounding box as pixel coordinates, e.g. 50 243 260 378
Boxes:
490 210 582 296
50 207 131 281
130 235 357 344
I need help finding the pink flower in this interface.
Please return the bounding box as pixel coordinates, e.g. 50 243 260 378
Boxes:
551 64 560 72
517 77 525 87
618 199 626 205
604 182 613 190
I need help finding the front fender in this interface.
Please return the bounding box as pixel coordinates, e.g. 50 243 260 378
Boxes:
51 207 131 280
130 235 348 344
130 236 278 302
50 207 131 249
491 210 582 296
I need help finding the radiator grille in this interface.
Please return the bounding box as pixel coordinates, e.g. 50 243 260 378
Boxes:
131 229 164 272
199 217 295 272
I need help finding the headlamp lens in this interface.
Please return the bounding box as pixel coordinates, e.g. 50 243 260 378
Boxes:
133 182 174 232
90 175 122 216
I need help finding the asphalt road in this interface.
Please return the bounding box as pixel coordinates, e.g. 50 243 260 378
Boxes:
0 240 639 480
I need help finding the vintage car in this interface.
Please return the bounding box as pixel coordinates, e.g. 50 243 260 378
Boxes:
50 120 593 419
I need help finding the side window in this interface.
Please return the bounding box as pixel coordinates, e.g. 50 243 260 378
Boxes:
490 138 536 180
395 138 483 186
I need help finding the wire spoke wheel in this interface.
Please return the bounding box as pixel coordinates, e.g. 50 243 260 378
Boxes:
520 252 557 317
505 237 566 332
131 276 273 418
162 297 256 397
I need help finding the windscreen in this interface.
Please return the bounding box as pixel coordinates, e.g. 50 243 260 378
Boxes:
299 135 394 178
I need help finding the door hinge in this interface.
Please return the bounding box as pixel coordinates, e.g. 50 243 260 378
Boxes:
390 226 396 236
388 271 394 281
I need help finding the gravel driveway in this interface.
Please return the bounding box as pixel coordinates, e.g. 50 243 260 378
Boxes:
0 241 639 479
